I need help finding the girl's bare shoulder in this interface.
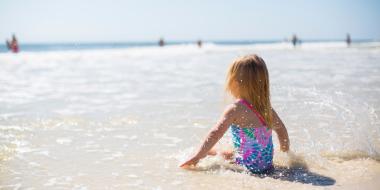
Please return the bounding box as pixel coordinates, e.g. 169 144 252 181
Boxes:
222 101 248 120
227 101 262 128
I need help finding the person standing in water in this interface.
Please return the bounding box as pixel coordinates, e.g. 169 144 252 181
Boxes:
197 40 202 48
346 33 351 47
291 34 298 47
180 54 290 174
6 40 11 50
6 34 19 53
159 38 165 47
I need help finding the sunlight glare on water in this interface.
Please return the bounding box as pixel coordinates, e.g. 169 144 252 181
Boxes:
1 42 380 189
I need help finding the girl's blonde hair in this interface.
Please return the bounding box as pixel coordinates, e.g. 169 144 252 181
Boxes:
226 54 273 128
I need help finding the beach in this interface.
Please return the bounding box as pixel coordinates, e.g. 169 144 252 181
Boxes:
1 42 380 189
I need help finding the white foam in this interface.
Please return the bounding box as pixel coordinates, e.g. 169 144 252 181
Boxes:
44 178 57 186
56 138 72 145
154 133 182 144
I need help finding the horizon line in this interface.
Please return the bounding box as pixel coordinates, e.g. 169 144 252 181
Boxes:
2 38 379 45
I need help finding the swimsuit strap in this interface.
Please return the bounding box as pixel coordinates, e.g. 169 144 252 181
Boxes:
239 99 267 126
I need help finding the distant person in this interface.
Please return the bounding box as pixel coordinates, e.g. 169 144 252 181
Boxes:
346 33 351 47
197 40 202 48
6 34 19 53
291 34 298 47
159 38 165 47
6 40 11 50
180 54 290 174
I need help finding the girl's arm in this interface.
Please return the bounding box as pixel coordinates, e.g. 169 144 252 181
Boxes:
180 105 237 167
272 109 290 152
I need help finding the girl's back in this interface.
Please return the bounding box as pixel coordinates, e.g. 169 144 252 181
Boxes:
230 99 273 173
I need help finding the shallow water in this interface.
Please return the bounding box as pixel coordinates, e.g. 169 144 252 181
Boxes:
1 42 380 189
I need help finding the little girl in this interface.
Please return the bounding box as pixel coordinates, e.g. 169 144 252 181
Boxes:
180 54 290 173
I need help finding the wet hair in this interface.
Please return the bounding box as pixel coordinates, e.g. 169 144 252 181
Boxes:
226 54 273 128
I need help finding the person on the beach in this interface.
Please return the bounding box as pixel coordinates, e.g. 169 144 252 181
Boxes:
6 40 11 50
346 33 351 47
6 34 19 53
180 54 290 174
291 34 298 47
197 40 202 48
159 38 165 47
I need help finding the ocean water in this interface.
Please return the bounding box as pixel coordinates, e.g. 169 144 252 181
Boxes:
0 42 380 189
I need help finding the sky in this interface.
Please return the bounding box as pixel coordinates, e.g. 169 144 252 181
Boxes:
0 0 379 43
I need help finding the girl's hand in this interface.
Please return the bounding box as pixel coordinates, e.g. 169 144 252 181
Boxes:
180 156 200 168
